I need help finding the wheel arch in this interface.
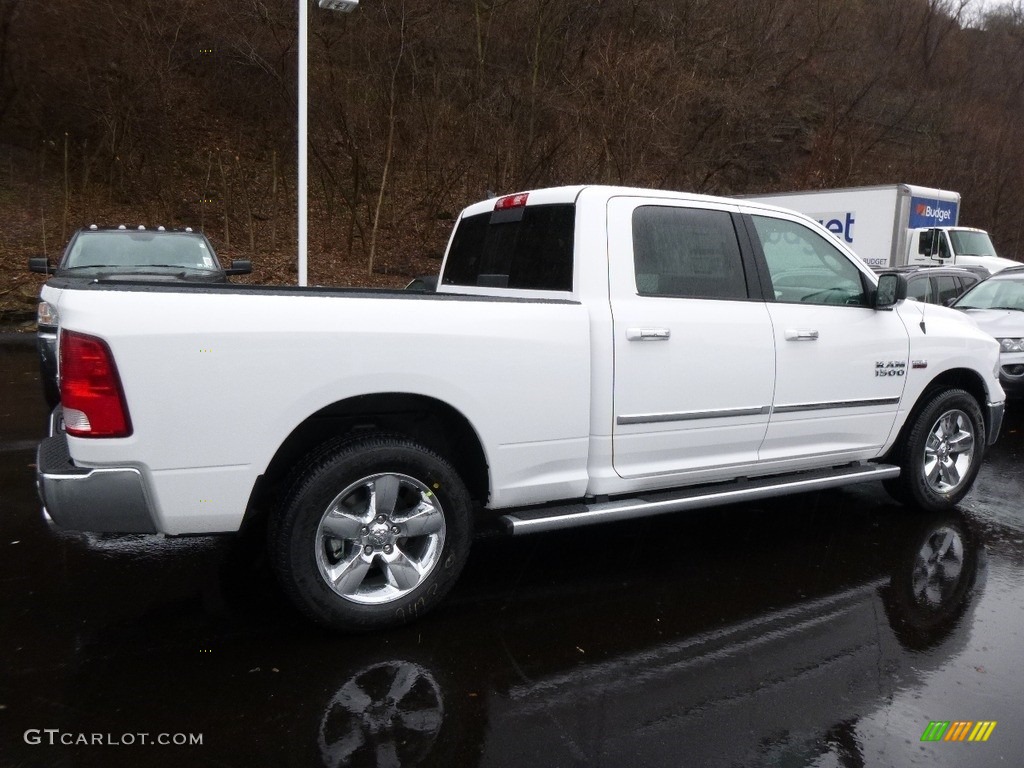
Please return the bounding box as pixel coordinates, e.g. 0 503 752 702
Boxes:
242 393 490 532
888 367 990 459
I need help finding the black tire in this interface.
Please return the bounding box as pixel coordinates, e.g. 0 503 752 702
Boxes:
884 388 985 512
271 434 473 632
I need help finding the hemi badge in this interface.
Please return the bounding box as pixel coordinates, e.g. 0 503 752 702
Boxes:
912 360 928 369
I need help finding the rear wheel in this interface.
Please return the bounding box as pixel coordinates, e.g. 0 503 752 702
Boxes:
272 435 473 631
884 389 984 512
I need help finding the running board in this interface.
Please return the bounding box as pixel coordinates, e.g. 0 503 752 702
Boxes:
499 463 901 535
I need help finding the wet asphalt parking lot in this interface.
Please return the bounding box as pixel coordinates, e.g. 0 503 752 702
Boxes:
1 335 1023 768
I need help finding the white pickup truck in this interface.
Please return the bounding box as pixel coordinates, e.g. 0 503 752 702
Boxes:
36 186 1005 631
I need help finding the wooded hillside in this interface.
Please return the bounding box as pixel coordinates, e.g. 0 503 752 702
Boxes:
2 0 1024 321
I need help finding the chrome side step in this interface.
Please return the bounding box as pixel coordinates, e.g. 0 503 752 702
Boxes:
499 463 900 535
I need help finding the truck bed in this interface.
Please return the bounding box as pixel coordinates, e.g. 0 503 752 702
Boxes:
44 277 593 534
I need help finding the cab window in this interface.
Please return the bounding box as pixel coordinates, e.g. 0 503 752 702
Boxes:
443 204 574 291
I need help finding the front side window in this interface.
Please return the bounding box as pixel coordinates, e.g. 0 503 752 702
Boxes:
938 234 951 259
751 215 867 306
908 275 933 303
631 206 748 300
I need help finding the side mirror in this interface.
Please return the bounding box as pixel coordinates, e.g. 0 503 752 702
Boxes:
29 257 52 274
225 260 252 276
875 272 907 310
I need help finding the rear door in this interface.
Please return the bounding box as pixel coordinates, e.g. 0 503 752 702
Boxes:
608 197 775 479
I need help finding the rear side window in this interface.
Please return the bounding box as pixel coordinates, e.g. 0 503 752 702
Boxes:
631 206 748 300
442 204 574 291
935 275 960 305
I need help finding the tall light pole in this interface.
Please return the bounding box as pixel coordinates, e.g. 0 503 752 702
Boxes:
299 0 359 286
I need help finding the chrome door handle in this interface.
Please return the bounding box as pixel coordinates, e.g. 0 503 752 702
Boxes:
626 328 671 341
785 329 819 341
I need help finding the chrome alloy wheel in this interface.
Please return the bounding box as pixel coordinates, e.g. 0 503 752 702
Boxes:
315 473 446 605
922 409 976 495
911 526 965 608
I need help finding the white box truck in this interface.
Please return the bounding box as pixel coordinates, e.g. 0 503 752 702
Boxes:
747 184 1018 274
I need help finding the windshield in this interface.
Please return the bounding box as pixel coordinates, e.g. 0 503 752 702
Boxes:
948 230 997 258
954 276 1024 311
62 231 221 272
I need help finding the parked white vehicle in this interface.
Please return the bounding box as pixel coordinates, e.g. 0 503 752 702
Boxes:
36 186 1005 630
746 184 1018 274
952 266 1024 398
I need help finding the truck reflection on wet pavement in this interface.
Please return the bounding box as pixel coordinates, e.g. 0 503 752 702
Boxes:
2 338 1023 767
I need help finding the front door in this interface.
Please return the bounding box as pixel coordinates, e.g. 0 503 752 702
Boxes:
744 211 909 464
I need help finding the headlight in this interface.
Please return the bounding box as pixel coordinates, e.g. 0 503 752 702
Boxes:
36 300 58 327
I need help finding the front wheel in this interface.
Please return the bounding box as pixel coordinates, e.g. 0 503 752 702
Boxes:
885 389 985 512
271 435 473 632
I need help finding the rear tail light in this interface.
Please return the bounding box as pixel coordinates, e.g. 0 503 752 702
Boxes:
494 193 529 210
59 330 133 438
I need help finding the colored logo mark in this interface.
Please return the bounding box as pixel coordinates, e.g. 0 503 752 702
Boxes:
921 721 997 742
908 196 957 228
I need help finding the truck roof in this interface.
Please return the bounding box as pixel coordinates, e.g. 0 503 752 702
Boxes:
458 185 809 219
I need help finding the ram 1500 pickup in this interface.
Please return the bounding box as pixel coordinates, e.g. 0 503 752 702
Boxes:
36 186 1005 631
